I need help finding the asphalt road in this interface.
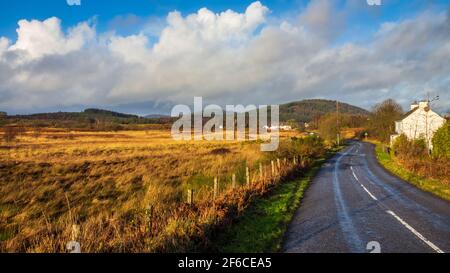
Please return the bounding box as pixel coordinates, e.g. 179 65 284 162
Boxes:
282 141 450 253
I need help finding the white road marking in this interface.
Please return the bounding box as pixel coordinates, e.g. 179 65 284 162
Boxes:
334 147 364 251
350 166 378 201
348 144 444 253
362 186 378 201
386 210 444 253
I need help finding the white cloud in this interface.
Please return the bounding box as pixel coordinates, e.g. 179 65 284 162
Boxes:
9 17 95 60
0 37 10 57
153 1 268 57
108 34 151 64
0 1 449 114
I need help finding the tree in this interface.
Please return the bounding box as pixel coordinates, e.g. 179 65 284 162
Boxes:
432 120 450 160
367 99 403 143
317 113 340 143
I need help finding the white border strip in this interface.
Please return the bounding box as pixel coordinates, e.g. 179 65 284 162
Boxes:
386 210 444 253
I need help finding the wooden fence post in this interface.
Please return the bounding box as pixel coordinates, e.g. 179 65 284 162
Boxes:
232 173 236 189
187 189 193 204
214 177 219 199
271 160 275 176
293 156 297 165
277 158 281 171
246 167 250 186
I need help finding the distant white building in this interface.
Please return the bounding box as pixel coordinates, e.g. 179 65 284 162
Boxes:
263 125 293 131
390 101 446 149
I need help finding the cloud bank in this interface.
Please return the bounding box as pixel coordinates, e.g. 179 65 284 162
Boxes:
0 1 449 114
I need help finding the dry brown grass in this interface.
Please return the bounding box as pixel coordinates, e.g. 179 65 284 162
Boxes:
395 156 450 185
0 129 305 252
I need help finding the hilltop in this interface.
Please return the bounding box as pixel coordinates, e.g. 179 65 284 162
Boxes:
2 108 174 130
280 99 369 123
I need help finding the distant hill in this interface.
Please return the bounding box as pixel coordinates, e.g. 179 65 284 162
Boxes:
83 108 139 119
2 99 369 129
144 114 171 119
280 99 369 123
8 108 140 122
4 108 174 130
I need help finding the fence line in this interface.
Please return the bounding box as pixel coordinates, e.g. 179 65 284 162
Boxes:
185 156 302 204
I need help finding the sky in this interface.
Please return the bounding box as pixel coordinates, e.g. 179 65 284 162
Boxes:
0 0 449 115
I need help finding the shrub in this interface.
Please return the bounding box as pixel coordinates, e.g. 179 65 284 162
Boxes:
272 135 325 161
432 121 450 160
410 138 427 157
392 134 427 158
392 134 409 156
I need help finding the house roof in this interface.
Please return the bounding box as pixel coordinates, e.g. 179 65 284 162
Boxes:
397 107 418 121
397 105 445 122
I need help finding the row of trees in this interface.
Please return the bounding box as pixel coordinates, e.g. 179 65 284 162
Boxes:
317 113 367 142
316 98 404 144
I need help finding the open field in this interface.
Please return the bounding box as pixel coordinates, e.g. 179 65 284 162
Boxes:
0 129 310 252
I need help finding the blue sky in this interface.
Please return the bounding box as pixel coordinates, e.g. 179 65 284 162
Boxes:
0 0 449 115
1 0 448 42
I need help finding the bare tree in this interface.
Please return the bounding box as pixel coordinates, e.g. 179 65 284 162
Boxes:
367 99 404 143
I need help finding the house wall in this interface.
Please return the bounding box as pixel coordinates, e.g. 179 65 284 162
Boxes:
396 108 445 148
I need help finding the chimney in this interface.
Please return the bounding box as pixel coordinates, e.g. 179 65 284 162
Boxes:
410 101 419 110
418 101 429 109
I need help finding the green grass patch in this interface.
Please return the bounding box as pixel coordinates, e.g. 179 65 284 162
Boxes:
211 159 327 253
374 143 450 201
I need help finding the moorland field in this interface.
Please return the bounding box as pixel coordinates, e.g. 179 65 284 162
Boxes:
0 128 316 252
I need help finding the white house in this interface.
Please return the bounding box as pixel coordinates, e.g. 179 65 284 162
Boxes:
390 101 446 149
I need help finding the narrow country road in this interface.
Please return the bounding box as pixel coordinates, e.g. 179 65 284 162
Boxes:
282 141 450 253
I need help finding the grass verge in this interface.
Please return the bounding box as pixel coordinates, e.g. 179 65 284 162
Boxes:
374 143 450 201
211 156 330 253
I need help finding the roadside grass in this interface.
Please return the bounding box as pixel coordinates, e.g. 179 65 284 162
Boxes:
373 142 450 202
211 155 332 253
